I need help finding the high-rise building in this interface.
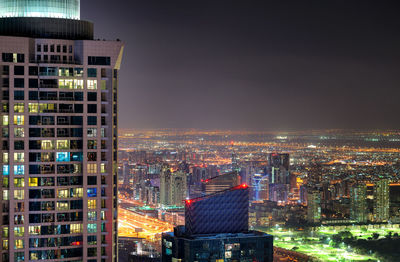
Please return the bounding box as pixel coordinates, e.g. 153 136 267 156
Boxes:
160 167 187 207
307 188 321 223
350 183 367 223
162 184 273 261
374 178 390 222
268 153 289 184
201 171 240 196
0 1 124 261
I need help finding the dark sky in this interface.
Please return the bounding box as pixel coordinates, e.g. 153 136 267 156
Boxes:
82 0 400 130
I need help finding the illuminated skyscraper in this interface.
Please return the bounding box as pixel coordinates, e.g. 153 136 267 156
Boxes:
0 1 124 261
374 178 390 222
307 188 321 223
201 171 240 196
162 184 273 261
160 167 187 207
350 183 367 223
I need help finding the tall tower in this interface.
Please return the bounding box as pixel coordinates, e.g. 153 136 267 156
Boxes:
307 188 321 223
0 1 124 261
350 183 367 223
374 179 390 222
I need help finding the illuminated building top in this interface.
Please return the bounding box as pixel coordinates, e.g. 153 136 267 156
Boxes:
0 0 80 19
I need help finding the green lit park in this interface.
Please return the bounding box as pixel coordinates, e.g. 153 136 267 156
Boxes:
259 224 400 261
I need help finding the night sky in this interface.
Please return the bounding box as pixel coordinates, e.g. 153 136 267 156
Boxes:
82 0 400 130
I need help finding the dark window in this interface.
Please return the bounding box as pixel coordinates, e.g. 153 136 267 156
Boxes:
57 45 61 52
29 79 38 88
63 45 67 53
87 104 97 113
14 141 24 150
29 116 39 125
44 45 48 52
74 92 83 101
74 104 83 113
29 91 38 100
87 116 97 125
50 45 54 52
2 53 13 62
88 92 97 101
2 65 9 75
37 44 41 52
17 54 24 63
88 56 110 66
87 68 97 77
14 66 24 75
29 66 38 76
14 91 24 100
87 176 97 185
71 116 83 125
14 78 24 88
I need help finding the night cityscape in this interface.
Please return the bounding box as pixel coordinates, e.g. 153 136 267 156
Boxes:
0 0 400 262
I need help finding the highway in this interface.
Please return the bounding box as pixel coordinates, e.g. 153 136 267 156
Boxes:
118 200 173 241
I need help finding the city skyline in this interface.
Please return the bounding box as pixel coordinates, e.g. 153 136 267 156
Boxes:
83 0 400 130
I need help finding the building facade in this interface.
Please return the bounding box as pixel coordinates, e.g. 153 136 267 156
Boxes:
0 1 124 261
374 178 390 222
350 183 367 223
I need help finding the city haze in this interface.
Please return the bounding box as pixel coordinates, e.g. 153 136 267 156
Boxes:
82 0 400 130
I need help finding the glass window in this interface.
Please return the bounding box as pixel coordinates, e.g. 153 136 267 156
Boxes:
70 224 83 234
14 128 24 138
100 163 106 173
14 165 24 175
87 80 97 90
14 153 24 163
87 164 97 174
14 190 24 200
14 227 24 237
41 140 54 150
56 152 70 162
87 223 97 233
87 128 97 137
88 211 97 221
14 178 24 188
56 140 69 149
3 153 8 164
3 165 9 175
3 190 9 200
88 199 96 209
28 103 39 113
29 177 38 187
87 188 97 197
87 68 97 77
57 189 69 198
13 115 24 125
2 115 8 125
13 103 24 113
14 239 24 249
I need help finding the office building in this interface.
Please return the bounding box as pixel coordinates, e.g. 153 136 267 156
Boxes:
307 188 321 223
0 0 124 261
374 178 390 222
268 153 289 184
162 184 273 261
350 183 367 223
201 171 240 196
160 167 187 207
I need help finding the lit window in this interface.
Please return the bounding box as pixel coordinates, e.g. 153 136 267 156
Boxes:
14 153 24 163
3 190 9 200
58 79 74 89
13 115 24 125
14 190 24 200
100 211 106 220
14 128 24 137
14 178 24 188
70 224 83 234
14 165 24 175
87 128 97 137
2 239 8 250
13 103 24 113
71 188 83 198
74 79 83 89
39 103 56 113
87 188 97 197
2 227 8 238
88 199 96 209
87 164 97 174
56 152 70 162
87 223 97 233
57 201 69 211
3 165 9 175
29 226 41 235
56 140 69 149
14 227 24 237
57 189 69 198
28 103 39 113
2 116 8 125
88 211 97 221
87 80 97 90
100 163 106 173
29 177 38 187
41 140 54 150
3 153 8 164
14 239 24 249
